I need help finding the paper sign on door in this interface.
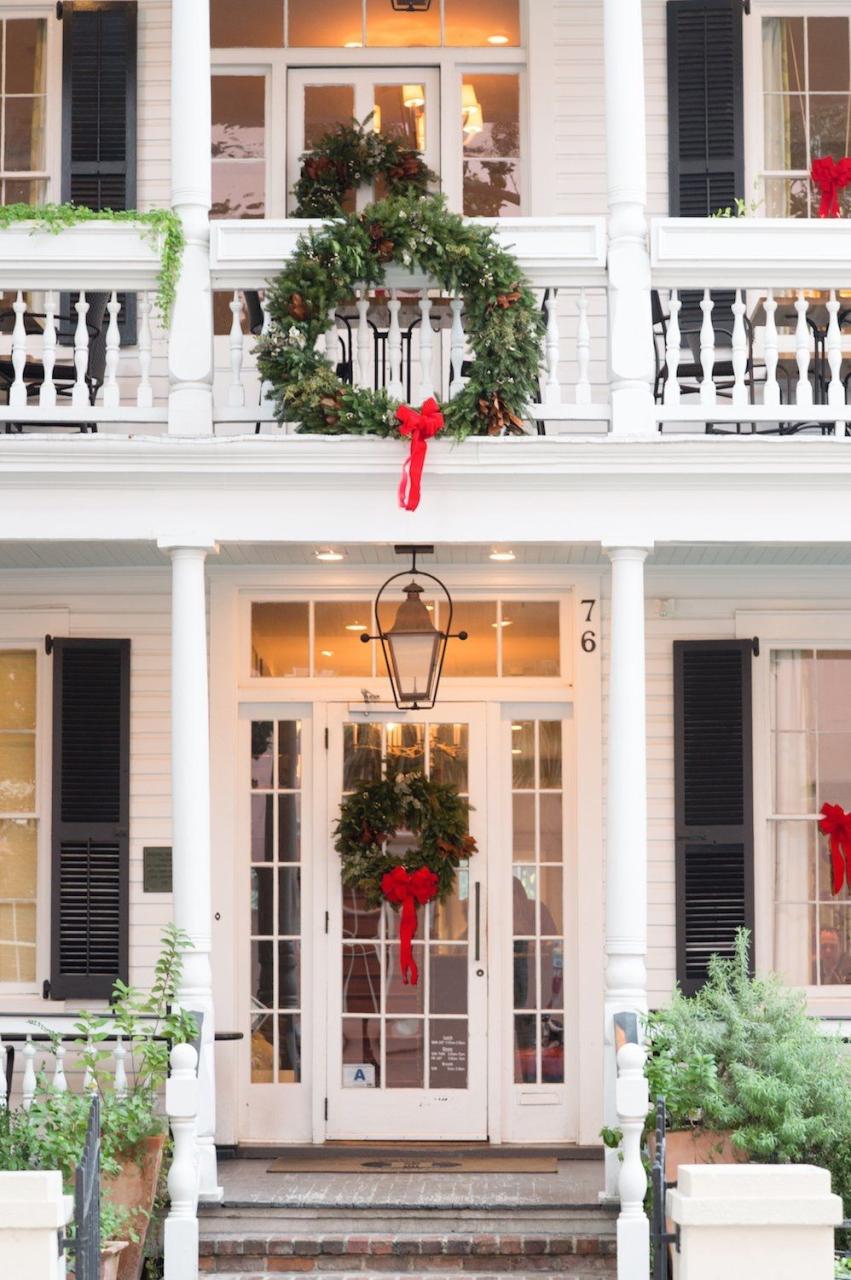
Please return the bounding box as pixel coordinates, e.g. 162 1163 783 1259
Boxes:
343 1064 376 1088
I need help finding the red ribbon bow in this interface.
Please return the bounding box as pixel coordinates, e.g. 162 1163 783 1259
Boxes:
810 157 851 218
396 397 445 512
380 865 439 984
819 802 851 895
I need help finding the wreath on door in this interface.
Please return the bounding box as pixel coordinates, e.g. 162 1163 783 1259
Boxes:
292 116 436 218
335 771 477 984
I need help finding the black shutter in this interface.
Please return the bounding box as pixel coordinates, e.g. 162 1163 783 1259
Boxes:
50 639 130 1000
673 640 754 994
667 0 744 217
61 1 137 342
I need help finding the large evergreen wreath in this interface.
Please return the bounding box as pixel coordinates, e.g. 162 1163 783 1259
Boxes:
336 771 477 907
292 116 436 218
256 191 545 440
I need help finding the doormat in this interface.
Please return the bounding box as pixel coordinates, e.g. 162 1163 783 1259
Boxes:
267 1154 557 1174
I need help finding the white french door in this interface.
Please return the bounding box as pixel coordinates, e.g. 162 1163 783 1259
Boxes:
286 67 441 211
325 705 488 1140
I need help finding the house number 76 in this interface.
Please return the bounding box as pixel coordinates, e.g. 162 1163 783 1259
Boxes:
580 599 597 652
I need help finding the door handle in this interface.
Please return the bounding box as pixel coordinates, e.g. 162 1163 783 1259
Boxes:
474 881 481 963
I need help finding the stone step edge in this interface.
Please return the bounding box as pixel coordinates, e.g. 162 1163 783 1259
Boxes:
203 1274 614 1280
200 1235 615 1259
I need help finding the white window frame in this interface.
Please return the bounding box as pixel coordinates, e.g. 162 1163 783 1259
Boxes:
0 4 62 206
738 608 851 1015
744 1 851 218
210 5 530 217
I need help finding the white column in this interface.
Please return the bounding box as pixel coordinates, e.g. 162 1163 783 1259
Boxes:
604 0 655 435
602 545 651 1198
159 538 221 1201
167 0 214 436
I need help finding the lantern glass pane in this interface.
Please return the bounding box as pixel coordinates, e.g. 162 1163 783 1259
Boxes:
386 631 440 702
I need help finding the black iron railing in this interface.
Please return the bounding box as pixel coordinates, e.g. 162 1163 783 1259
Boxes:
64 1094 100 1280
650 1097 678 1280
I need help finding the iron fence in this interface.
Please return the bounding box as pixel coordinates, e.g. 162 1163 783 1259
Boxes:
64 1093 100 1280
650 1097 678 1280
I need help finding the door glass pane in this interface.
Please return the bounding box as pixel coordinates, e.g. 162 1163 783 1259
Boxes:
808 17 849 91
304 85 356 149
462 74 520 216
428 722 468 788
0 19 47 205
249 720 303 1082
211 74 266 219
445 0 520 47
343 723 382 790
211 0 283 46
511 719 567 1086
366 0 439 47
429 1018 468 1088
290 0 362 47
385 1021 424 1087
374 83 424 150
0 817 36 983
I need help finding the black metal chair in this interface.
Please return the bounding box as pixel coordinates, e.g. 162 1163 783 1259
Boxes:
0 291 111 432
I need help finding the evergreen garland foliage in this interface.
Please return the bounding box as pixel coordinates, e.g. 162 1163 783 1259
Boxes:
292 116 436 218
256 191 545 439
335 771 477 907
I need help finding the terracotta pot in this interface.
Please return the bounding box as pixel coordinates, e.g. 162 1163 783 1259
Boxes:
100 1241 129 1280
660 1128 747 1184
103 1133 166 1280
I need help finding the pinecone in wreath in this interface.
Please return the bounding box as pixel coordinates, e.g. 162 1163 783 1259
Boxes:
478 393 526 436
287 292 309 321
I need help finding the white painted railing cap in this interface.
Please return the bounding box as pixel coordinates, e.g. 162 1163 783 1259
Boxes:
668 1164 844 1228
0 1170 73 1229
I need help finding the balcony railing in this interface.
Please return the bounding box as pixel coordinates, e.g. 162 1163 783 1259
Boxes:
0 223 166 432
209 216 610 435
651 217 851 434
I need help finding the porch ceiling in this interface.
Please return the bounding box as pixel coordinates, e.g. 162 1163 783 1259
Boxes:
2 540 851 571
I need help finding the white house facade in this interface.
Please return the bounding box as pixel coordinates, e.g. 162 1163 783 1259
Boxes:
0 0 849 1202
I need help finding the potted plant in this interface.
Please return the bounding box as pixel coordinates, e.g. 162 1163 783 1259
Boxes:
643 930 851 1211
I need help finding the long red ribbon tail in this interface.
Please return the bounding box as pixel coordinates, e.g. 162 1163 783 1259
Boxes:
829 833 845 896
844 835 851 894
398 893 419 984
398 430 428 512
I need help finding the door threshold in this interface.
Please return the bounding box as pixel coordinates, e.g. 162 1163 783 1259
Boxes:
220 1142 603 1160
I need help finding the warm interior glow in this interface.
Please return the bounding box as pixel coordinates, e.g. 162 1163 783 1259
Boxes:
488 33 510 43
461 83 478 111
402 83 426 108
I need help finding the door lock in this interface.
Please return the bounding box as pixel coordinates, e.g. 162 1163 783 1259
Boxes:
475 968 485 977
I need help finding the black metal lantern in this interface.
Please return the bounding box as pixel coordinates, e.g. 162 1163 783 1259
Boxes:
361 545 467 710
390 0 432 11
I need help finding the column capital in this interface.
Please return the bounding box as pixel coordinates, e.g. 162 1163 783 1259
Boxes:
157 537 219 557
602 542 653 561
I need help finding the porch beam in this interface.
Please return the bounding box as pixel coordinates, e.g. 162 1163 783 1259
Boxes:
602 544 651 1199
160 538 221 1201
168 0 214 436
603 0 655 436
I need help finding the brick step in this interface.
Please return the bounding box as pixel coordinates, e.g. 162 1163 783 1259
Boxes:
198 1234 616 1276
200 1204 616 1238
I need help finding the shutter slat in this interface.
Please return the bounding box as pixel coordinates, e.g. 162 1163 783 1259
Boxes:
50 639 130 1000
674 640 754 994
667 0 744 217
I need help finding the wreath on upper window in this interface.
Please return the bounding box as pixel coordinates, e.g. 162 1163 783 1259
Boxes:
292 116 436 218
256 192 545 446
335 771 477 985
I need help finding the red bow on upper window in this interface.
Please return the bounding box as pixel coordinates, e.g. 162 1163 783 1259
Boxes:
818 802 851 895
810 156 851 218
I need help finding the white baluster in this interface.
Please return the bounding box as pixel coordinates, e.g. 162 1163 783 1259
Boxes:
615 1043 650 1280
164 1043 200 1280
663 289 681 407
227 291 245 408
827 289 845 410
51 1042 67 1093
418 295 434 401
102 291 121 409
260 296 275 413
72 292 91 409
387 290 403 400
699 288 716 408
326 306 338 372
356 289 370 390
39 291 57 409
113 1035 128 1098
0 1031 5 1109
449 296 464 399
794 290 813 407
763 287 780 407
544 288 561 404
9 291 27 409
22 1037 36 1109
575 288 591 406
137 292 154 409
731 289 747 408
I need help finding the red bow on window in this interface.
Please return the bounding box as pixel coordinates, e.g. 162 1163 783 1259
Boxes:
380 865 439 984
395 397 445 512
818 802 851 895
810 156 851 218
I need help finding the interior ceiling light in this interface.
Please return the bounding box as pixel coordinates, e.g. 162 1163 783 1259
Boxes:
315 548 344 561
344 40 364 47
492 619 513 628
345 622 367 631
321 650 334 657
402 83 426 109
489 549 516 561
488 33 510 43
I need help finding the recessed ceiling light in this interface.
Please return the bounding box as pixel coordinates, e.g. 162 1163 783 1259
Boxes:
511 724 522 733
492 619 513 628
345 622 367 631
488 33 510 44
490 549 516 562
511 747 522 755
344 40 363 47
315 548 344 562
321 650 334 658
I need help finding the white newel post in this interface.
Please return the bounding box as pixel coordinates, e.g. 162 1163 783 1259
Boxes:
615 1044 650 1280
603 0 655 435
168 0 214 436
0 1171 72 1279
160 539 221 1202
602 545 651 1198
164 1043 200 1280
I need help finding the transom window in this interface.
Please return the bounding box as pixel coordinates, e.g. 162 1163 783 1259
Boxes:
250 599 561 680
0 650 38 985
761 14 851 216
211 0 520 49
770 648 851 987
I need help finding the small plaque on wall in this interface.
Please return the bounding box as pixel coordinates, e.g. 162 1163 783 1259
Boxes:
143 847 173 893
